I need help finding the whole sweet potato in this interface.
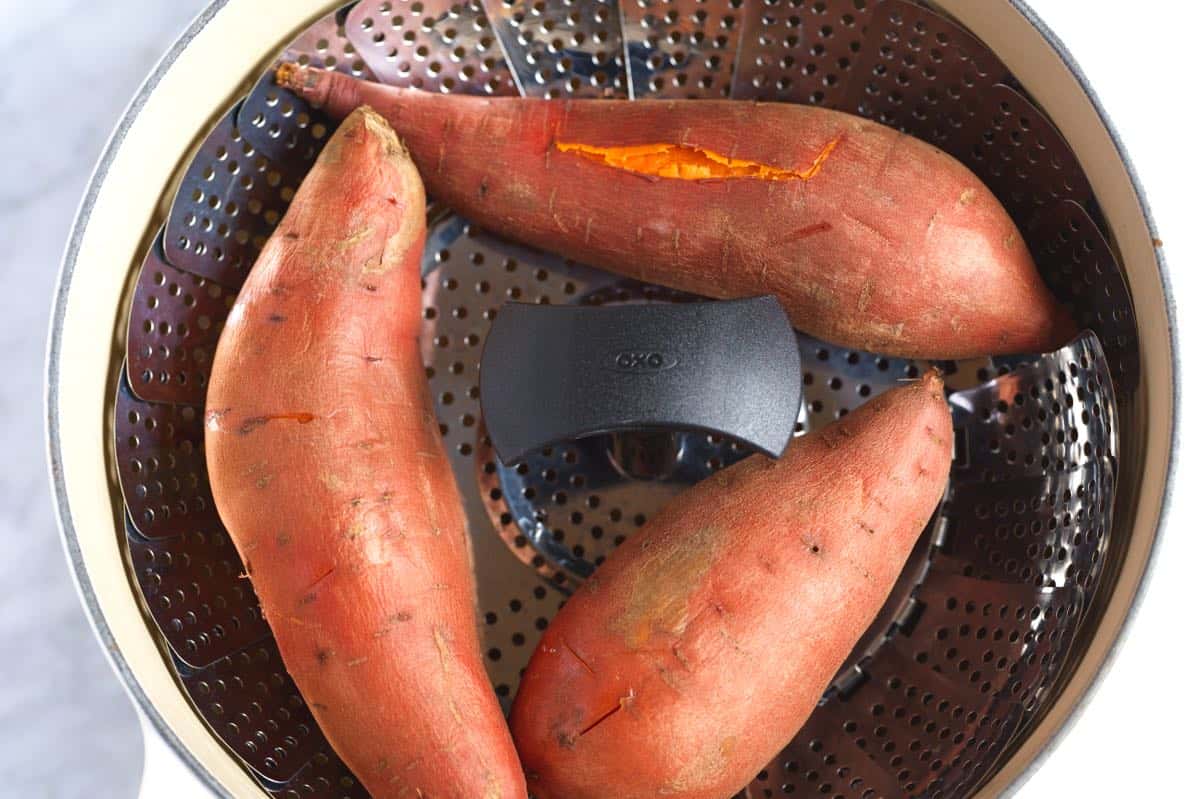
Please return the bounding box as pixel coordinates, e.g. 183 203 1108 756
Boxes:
507 372 953 799
205 107 525 799
279 65 1074 359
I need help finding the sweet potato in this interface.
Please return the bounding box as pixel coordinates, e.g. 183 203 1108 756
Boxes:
507 372 953 799
205 107 525 799
279 65 1074 359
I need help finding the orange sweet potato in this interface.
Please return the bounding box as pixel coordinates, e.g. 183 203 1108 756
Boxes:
205 107 525 799
279 65 1074 359
507 372 953 799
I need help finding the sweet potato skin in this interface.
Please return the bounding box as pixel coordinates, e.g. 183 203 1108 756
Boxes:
205 107 525 799
507 373 952 799
282 66 1074 359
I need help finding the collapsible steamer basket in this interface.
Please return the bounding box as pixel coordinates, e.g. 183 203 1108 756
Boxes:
47 1 1176 797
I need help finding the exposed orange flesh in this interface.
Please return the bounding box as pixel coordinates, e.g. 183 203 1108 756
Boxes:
275 62 301 88
277 64 1078 358
554 136 842 181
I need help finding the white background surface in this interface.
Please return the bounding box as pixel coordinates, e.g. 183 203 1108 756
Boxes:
0 0 1193 796
1002 4 1197 797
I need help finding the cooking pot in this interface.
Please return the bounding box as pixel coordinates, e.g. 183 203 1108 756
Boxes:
46 1 1176 796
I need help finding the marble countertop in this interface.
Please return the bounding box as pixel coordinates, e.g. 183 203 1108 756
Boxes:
0 1 208 796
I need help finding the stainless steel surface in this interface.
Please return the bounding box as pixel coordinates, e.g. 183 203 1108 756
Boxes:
44 0 1171 791
162 108 294 289
1028 199 1138 398
174 641 332 786
345 0 518 94
125 233 233 406
116 366 221 541
731 0 880 105
160 7 353 290
283 3 375 78
237 70 330 167
960 83 1095 226
621 0 746 98
484 0 627 97
836 0 1011 150
954 335 1116 480
750 566 1081 798
125 511 270 670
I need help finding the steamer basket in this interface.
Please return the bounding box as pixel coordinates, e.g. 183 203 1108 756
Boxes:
47 1 1175 797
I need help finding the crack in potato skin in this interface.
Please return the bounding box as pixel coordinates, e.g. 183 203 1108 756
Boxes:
553 136 842 182
279 65 1076 360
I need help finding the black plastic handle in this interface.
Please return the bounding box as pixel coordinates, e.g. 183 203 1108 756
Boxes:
479 296 803 466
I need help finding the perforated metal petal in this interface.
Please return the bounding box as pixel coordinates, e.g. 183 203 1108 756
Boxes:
115 368 220 539
125 517 268 669
743 565 1083 799
275 748 369 799
890 567 1085 734
835 0 1010 159
282 4 375 78
125 232 232 405
620 0 746 98
942 458 1114 608
162 108 295 289
477 569 575 708
178 642 325 785
237 70 332 166
478 428 743 583
731 0 880 105
950 332 1117 482
822 648 1021 799
345 0 518 94
745 700 908 799
959 83 1094 225
1029 200 1138 397
483 0 627 97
